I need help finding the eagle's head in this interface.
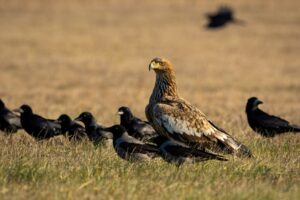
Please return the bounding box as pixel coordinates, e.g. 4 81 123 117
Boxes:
149 57 173 73
148 57 178 101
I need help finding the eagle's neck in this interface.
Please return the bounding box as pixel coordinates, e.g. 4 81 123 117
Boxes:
150 71 179 103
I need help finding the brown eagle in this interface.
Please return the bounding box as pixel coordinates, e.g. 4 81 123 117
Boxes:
146 57 252 157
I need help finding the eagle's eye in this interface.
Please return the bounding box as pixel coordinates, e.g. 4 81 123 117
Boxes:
158 61 164 66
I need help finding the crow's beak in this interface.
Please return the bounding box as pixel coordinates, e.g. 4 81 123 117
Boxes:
13 108 23 113
103 127 110 131
103 127 113 133
102 131 113 139
54 119 62 124
117 111 124 115
74 116 82 121
256 100 263 105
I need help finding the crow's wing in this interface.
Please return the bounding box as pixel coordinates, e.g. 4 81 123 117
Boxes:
163 143 227 161
256 111 297 129
118 142 160 154
32 115 61 134
2 109 22 128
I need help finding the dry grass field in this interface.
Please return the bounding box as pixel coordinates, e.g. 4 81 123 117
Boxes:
0 0 300 199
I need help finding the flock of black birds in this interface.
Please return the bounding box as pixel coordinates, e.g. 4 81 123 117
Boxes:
0 6 299 165
0 97 299 165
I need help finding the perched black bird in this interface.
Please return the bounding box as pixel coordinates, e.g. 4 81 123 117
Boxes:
74 112 112 145
246 97 300 137
14 105 61 140
104 125 160 161
117 106 158 141
205 6 244 28
153 136 227 165
0 99 22 133
56 114 87 141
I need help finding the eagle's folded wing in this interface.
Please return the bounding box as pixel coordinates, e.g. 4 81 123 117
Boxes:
151 98 247 154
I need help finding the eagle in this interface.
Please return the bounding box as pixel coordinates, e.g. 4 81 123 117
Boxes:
146 57 252 157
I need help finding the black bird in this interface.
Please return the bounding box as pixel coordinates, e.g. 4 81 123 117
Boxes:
14 105 62 140
246 97 300 137
117 106 158 141
104 125 160 161
74 112 112 145
0 99 22 133
205 6 244 28
56 114 87 141
153 136 227 165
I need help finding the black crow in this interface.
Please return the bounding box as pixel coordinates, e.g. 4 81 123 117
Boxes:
205 6 244 28
74 112 112 145
246 97 300 137
0 99 22 133
14 105 61 140
117 106 158 141
104 125 160 161
153 136 227 165
56 114 87 141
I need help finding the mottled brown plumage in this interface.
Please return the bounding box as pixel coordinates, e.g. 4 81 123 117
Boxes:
146 57 251 157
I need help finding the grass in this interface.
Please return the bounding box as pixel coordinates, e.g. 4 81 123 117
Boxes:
0 0 299 199
0 134 299 199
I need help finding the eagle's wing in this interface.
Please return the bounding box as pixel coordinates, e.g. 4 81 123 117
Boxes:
151 97 251 156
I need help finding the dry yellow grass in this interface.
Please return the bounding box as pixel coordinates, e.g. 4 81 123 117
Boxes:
0 0 299 199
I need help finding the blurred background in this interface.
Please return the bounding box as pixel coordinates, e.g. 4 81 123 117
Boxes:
0 0 299 126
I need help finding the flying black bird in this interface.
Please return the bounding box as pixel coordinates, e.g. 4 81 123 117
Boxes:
152 136 227 165
14 105 62 140
205 6 244 28
117 106 158 141
0 99 22 133
246 97 300 137
56 114 87 141
104 125 160 161
74 112 112 145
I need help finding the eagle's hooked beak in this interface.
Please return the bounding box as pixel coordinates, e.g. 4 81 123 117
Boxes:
149 61 161 71
149 62 153 71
